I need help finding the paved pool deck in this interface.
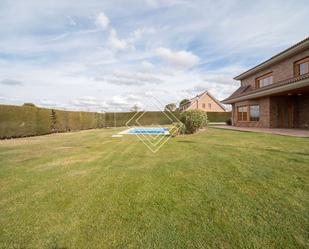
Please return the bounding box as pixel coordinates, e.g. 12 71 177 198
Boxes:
212 125 309 138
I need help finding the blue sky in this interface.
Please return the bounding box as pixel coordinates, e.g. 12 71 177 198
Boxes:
0 0 308 111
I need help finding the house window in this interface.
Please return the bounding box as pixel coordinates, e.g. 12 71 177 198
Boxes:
255 73 273 88
294 57 309 76
250 105 260 121
202 103 206 109
237 106 248 121
208 103 211 109
300 63 309 75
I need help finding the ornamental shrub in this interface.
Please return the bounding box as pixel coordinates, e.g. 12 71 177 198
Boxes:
169 122 185 137
226 118 232 126
180 110 208 134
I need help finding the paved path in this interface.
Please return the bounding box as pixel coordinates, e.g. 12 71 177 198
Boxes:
212 125 309 138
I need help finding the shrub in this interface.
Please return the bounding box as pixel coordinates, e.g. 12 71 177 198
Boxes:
226 118 232 126
169 122 185 137
180 110 208 134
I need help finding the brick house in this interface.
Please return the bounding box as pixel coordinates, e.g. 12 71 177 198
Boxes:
222 37 309 129
179 91 226 112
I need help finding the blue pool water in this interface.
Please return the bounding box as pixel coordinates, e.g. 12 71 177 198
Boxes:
127 127 169 135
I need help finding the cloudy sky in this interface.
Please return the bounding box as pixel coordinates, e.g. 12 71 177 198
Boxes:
0 0 308 111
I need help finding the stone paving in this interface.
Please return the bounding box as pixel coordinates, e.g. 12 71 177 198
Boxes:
212 125 309 138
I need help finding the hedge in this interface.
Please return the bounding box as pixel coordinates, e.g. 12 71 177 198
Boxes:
104 111 181 127
0 104 231 139
207 112 231 122
0 105 103 139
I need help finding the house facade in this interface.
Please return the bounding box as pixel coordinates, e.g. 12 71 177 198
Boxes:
180 91 226 112
223 37 309 129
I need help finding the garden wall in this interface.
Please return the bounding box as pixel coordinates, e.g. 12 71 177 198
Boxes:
0 104 231 139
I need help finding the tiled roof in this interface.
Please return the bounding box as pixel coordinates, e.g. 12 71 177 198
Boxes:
229 85 250 98
223 73 309 103
234 37 309 80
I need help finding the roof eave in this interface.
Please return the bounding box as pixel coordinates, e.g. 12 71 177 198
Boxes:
234 38 309 81
222 78 309 104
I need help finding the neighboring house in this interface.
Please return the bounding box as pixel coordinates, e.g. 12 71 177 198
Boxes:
179 91 226 112
222 37 309 129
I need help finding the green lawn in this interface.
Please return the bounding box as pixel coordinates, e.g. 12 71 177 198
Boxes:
0 128 308 249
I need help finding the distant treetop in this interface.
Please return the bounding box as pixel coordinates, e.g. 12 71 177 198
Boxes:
179 99 190 107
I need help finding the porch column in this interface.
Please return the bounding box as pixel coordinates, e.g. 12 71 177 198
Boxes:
231 104 235 125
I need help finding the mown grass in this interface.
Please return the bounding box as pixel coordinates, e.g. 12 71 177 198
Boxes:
0 128 308 249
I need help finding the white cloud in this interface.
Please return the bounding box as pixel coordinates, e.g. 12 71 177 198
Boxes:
204 74 237 86
71 96 99 107
106 27 156 51
155 47 200 69
141 61 155 72
0 79 23 86
108 95 129 107
37 99 67 109
68 94 143 111
95 12 109 30
145 0 158 8
126 94 141 102
127 27 156 45
182 74 239 101
0 0 308 112
107 29 128 50
145 0 182 9
66 15 77 26
96 69 163 86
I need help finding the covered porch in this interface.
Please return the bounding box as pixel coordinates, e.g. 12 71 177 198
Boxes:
212 125 309 137
227 75 309 129
269 86 309 129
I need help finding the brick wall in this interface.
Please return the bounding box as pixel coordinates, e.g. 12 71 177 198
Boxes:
231 48 309 129
298 94 309 128
232 97 270 128
241 50 309 88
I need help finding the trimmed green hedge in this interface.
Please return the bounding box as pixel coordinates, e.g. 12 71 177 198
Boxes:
207 112 231 122
0 105 51 138
0 104 231 139
104 111 181 127
0 105 103 139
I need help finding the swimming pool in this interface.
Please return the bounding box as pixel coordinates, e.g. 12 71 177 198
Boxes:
121 127 170 135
